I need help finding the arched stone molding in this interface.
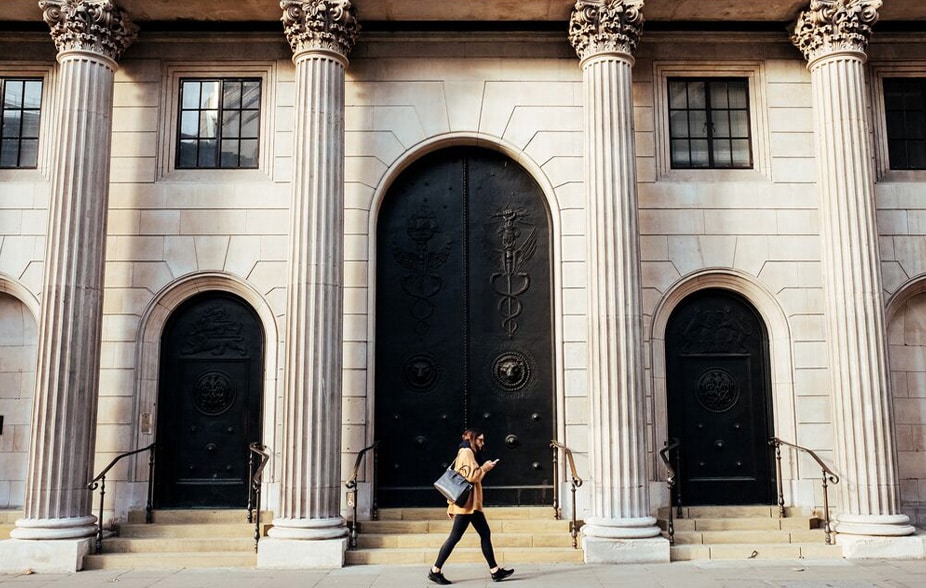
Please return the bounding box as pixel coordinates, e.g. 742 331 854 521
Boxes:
649 269 799 501
132 272 280 496
0 274 40 320
361 132 568 488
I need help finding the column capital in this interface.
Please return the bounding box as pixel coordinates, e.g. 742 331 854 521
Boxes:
791 0 881 64
39 0 137 62
281 0 359 59
569 0 644 63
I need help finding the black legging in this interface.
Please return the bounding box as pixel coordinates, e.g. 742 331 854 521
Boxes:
433 510 498 569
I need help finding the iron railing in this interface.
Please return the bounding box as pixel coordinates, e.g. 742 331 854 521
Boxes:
659 437 680 544
247 442 270 551
346 441 379 549
550 440 583 549
769 437 840 544
88 442 156 555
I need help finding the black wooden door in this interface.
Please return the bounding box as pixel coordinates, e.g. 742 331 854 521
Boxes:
155 292 264 508
375 147 554 507
666 288 774 505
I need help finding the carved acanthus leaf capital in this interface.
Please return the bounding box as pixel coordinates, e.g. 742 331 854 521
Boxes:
280 0 360 58
39 0 137 62
791 0 881 63
569 0 645 62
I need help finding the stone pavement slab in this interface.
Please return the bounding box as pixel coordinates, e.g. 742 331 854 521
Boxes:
1 560 926 587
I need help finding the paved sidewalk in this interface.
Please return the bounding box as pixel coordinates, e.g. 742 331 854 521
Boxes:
1 560 926 587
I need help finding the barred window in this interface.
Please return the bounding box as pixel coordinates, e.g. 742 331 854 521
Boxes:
668 78 752 170
1 78 42 169
177 78 261 169
884 78 926 170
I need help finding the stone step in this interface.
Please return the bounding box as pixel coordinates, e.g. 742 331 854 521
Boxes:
101 536 256 553
377 507 554 521
658 505 807 519
0 511 20 525
83 551 257 570
671 529 830 545
345 546 584 566
660 516 819 532
117 522 261 538
128 509 268 524
356 531 575 549
360 518 570 535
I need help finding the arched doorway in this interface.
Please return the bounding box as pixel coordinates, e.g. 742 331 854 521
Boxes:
665 288 775 505
375 146 555 507
154 291 264 508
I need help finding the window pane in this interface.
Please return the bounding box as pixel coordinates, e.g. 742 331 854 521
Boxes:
198 139 217 167
240 110 259 138
728 82 748 108
688 81 706 109
222 111 240 138
713 111 731 138
690 139 709 167
710 81 729 109
670 139 690 167
670 111 689 138
4 80 23 108
239 139 258 167
909 141 926 169
21 110 40 138
199 110 218 138
689 110 707 138
178 139 198 167
242 81 261 109
730 111 749 138
223 81 241 110
19 138 38 167
713 138 732 167
883 78 926 170
181 81 200 109
200 81 220 109
2 111 21 137
23 81 42 108
731 139 751 167
220 139 239 167
180 111 199 138
909 111 926 139
668 81 688 109
0 138 17 167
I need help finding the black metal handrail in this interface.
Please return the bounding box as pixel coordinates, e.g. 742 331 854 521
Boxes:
88 442 156 555
550 440 583 549
247 442 270 552
659 437 680 544
346 441 379 549
769 437 840 544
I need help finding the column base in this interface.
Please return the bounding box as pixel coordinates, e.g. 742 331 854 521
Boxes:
257 536 347 568
583 535 670 564
0 537 92 573
838 533 926 560
834 513 916 537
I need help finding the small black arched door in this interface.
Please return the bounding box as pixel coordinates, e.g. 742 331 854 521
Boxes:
375 146 555 507
666 288 775 505
155 292 264 508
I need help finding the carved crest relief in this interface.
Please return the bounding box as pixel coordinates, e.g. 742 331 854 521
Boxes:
181 305 248 356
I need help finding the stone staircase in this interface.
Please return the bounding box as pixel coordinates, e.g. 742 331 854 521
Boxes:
346 507 584 566
0 511 18 539
659 505 842 561
82 509 267 570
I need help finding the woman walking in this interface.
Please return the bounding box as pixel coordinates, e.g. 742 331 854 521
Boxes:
428 429 514 585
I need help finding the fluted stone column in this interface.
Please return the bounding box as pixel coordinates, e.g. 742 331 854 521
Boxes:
0 0 136 574
791 0 917 557
569 0 668 564
257 0 358 569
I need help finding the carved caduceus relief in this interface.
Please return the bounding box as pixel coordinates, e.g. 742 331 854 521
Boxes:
392 203 452 335
490 205 537 338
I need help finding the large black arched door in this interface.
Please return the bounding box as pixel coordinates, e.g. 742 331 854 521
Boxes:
155 292 264 508
375 147 555 507
666 288 775 505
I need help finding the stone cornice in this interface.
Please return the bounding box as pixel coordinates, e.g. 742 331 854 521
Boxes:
39 0 137 62
280 0 359 58
569 0 645 62
791 0 881 63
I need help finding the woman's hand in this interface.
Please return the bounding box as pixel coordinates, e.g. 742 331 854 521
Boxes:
482 459 499 472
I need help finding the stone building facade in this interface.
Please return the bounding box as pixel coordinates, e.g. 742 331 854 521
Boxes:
0 0 925 572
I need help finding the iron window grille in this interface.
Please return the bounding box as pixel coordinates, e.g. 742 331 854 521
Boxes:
668 77 752 170
177 78 261 169
883 78 926 170
0 78 42 169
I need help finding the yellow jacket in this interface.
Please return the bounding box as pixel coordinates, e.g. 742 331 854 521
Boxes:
447 446 486 515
